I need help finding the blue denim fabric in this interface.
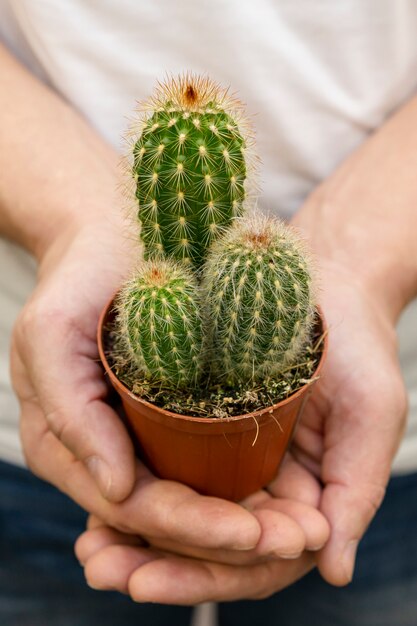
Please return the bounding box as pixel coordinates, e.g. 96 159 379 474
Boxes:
2 459 417 626
219 471 417 626
0 460 193 626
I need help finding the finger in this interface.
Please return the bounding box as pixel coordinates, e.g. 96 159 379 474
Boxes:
78 525 278 568
265 454 323 507
317 480 385 586
85 545 160 593
139 536 266 566
21 406 262 552
84 544 314 604
317 395 406 585
253 499 330 551
249 508 305 558
75 527 145 565
146 507 307 564
102 471 262 551
290 445 322 478
13 317 136 502
129 550 314 604
80 496 329 567
293 422 324 464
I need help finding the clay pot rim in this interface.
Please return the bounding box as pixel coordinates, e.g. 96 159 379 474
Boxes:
97 295 328 425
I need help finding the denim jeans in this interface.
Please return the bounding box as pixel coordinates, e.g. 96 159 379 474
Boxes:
0 460 193 626
1 459 417 626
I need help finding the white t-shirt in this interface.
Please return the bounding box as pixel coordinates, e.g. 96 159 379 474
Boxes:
0 0 416 472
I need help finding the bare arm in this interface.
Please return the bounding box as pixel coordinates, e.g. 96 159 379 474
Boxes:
0 43 120 258
0 41 137 501
290 95 417 585
295 94 417 318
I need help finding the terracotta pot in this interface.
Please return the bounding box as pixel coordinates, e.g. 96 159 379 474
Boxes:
97 299 327 502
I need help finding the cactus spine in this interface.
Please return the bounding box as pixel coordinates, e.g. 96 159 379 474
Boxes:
131 74 251 268
202 215 316 385
115 260 203 388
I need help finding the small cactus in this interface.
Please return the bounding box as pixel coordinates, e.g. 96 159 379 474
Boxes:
130 74 252 268
115 260 203 388
202 215 316 385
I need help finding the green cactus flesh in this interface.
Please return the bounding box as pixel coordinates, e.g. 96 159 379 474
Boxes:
133 102 247 268
115 261 203 388
202 216 316 385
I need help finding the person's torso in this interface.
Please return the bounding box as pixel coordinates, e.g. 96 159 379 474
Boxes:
0 0 416 471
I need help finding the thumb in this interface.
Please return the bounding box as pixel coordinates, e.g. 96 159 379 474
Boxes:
13 305 136 502
316 392 406 586
316 479 386 586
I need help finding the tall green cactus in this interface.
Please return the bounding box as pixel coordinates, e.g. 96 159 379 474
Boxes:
131 74 251 268
202 215 316 385
115 260 203 388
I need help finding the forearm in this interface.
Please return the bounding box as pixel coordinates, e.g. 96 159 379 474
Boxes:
296 94 417 321
0 43 121 260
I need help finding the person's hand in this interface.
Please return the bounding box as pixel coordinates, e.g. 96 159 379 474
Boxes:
75 454 329 604
12 219 330 604
289 259 408 586
11 218 138 502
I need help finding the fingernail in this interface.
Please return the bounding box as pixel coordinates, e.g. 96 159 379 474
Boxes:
341 540 358 583
87 581 118 592
273 550 303 560
85 456 113 498
229 539 258 551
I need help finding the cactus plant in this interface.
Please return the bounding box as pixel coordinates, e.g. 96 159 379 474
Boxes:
114 259 203 388
98 72 325 502
130 74 252 268
202 214 316 385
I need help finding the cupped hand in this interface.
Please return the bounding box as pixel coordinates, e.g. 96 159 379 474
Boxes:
12 219 137 502
290 261 408 586
75 455 329 604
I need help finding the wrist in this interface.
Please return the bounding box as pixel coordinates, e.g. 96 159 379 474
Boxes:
37 205 135 286
32 170 124 263
294 186 417 323
34 203 113 262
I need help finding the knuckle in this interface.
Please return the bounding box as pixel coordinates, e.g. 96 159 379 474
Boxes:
15 300 73 345
16 302 45 340
45 406 74 447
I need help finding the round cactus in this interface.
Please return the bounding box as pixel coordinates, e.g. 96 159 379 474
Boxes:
202 214 316 385
130 74 253 268
115 260 203 388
